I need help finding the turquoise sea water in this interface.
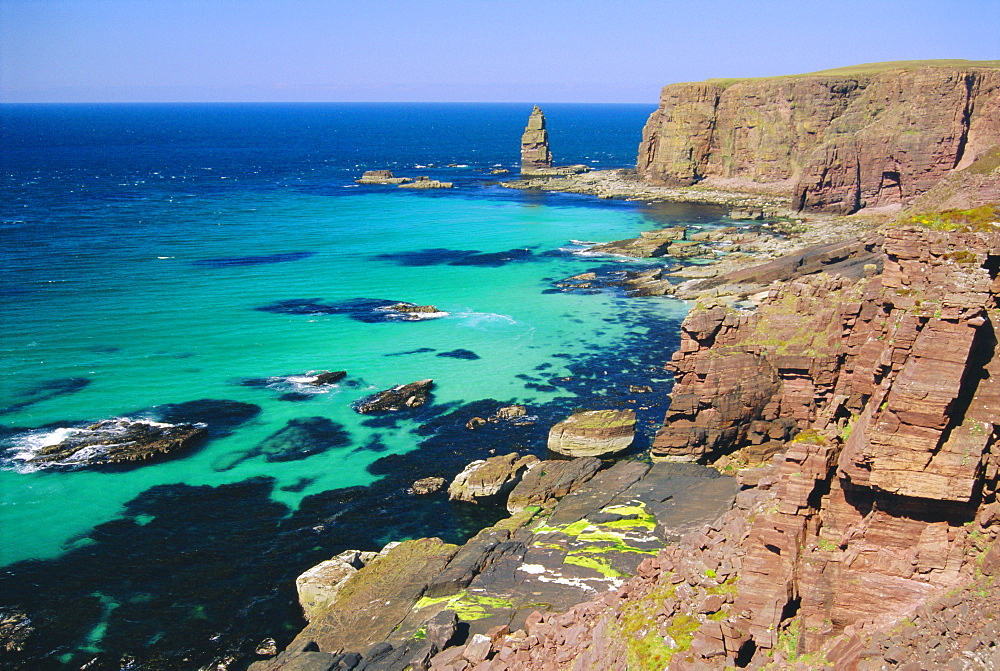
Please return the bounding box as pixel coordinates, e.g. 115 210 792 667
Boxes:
0 103 729 669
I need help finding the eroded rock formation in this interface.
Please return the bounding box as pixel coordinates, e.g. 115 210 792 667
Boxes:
520 105 552 175
637 62 1000 213
546 409 636 457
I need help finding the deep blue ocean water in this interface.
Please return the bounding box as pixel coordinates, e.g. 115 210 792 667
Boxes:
0 103 731 669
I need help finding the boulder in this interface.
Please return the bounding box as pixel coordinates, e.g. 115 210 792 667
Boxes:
409 476 446 495
448 452 539 503
354 379 434 413
494 405 527 421
295 550 366 622
547 409 636 457
28 418 207 468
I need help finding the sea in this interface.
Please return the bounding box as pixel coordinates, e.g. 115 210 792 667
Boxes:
0 103 732 669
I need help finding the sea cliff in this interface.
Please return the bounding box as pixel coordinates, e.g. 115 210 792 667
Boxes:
637 60 1000 213
251 66 1000 671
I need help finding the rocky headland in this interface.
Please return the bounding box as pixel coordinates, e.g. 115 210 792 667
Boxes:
247 61 1000 671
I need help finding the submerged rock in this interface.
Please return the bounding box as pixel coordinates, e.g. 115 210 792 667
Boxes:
26 418 207 468
448 452 539 503
0 609 32 653
255 417 351 463
354 379 434 413
547 409 636 457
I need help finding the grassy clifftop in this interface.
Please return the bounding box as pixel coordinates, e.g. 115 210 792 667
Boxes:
702 59 1000 86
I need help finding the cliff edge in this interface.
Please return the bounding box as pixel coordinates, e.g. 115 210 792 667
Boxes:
637 60 1000 213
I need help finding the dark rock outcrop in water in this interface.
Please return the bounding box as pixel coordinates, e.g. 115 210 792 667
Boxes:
255 298 446 322
26 418 207 469
637 61 1000 212
354 379 434 413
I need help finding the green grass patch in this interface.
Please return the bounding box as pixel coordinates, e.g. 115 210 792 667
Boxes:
902 204 1000 232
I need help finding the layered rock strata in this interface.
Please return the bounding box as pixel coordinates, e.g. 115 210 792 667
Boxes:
398 223 1000 670
546 409 636 457
637 62 1000 213
519 106 552 175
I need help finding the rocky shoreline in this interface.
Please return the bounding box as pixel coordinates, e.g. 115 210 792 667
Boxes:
248 181 1000 669
231 88 1000 666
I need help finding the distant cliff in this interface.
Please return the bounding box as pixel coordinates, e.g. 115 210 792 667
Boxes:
637 60 1000 213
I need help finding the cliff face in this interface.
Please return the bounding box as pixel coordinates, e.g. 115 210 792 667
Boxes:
648 224 1000 666
456 225 1000 669
637 64 1000 213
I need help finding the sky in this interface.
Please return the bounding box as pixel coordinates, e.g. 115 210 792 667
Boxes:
2 0 998 104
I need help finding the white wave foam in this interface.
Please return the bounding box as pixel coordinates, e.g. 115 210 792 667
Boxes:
454 311 517 330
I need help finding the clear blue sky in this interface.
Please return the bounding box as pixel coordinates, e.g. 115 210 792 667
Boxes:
2 0 998 103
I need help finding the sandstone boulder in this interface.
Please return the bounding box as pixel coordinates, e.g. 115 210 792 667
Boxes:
295 551 363 622
409 476 446 495
547 409 636 457
282 538 459 657
448 452 539 503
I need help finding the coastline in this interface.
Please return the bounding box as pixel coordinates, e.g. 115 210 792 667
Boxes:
504 169 880 285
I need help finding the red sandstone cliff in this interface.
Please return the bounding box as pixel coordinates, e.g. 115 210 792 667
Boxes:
429 223 1000 669
637 62 1000 213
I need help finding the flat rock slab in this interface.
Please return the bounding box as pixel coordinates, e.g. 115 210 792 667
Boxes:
547 459 651 526
613 462 737 541
506 457 602 513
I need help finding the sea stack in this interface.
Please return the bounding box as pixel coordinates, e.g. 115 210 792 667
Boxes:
520 105 553 175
